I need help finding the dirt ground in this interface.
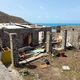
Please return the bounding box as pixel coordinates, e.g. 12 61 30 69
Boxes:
16 50 80 80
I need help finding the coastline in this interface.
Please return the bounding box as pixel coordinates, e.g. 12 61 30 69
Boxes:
34 23 80 27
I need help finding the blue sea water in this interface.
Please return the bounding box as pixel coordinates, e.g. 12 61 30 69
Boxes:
35 23 80 27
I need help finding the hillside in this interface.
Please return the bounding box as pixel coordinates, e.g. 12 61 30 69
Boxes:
0 11 31 24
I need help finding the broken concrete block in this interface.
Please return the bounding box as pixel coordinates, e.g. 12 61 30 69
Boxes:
62 66 70 71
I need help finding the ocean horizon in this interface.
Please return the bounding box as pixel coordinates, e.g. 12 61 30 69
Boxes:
34 23 80 27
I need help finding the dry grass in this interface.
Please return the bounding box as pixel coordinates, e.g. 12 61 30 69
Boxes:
17 50 80 80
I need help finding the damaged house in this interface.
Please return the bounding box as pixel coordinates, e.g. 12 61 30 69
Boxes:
61 26 80 50
52 26 80 51
0 23 51 66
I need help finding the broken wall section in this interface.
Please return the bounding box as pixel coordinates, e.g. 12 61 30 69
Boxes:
61 26 80 50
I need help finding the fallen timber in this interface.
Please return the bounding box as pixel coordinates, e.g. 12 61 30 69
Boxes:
19 53 48 64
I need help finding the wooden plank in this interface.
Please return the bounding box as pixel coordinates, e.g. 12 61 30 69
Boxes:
19 53 48 64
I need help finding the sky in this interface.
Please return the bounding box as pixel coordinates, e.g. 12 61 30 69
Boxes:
0 0 80 23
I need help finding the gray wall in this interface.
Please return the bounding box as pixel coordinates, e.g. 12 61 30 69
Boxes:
0 27 51 49
61 26 80 49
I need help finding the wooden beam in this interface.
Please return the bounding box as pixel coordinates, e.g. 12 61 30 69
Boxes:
64 30 67 51
19 53 48 64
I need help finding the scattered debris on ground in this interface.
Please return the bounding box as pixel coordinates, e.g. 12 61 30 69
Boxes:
16 50 80 80
62 65 70 71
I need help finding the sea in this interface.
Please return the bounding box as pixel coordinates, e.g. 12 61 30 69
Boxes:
34 23 80 32
34 23 80 27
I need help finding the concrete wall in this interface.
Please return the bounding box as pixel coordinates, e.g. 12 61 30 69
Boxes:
0 27 51 49
61 26 80 49
0 28 36 48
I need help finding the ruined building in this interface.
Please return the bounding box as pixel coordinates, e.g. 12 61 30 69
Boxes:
61 26 80 50
0 23 51 66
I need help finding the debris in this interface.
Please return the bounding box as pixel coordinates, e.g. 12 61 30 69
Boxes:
26 64 37 69
62 66 70 71
18 46 34 53
19 53 48 64
60 52 67 57
60 50 67 57
19 69 41 80
20 70 30 76
55 47 63 51
31 48 45 53
44 59 50 65
66 42 73 50
39 64 48 69
51 54 54 57
66 42 72 48
52 49 59 57
53 49 67 57
19 52 33 61
19 52 28 60
19 69 34 76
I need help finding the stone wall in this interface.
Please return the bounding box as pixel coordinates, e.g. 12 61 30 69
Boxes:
0 28 36 48
0 27 51 49
61 26 80 49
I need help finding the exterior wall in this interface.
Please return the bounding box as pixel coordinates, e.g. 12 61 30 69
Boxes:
0 27 51 49
61 26 80 49
0 28 36 48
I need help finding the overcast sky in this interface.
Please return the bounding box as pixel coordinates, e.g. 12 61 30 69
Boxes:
0 0 80 23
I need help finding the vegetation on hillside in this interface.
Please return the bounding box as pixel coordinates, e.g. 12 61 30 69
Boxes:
0 11 31 24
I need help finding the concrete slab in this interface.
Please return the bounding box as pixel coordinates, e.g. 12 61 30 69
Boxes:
0 61 23 80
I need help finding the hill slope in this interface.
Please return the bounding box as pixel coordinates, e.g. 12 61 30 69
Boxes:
0 11 31 24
